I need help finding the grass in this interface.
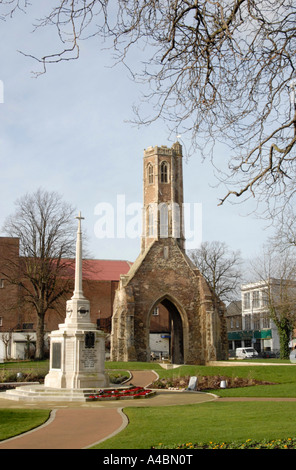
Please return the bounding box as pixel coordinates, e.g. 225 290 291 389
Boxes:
0 409 50 441
0 360 49 383
137 362 296 397
93 402 296 449
1 360 296 448
0 360 49 372
93 361 296 449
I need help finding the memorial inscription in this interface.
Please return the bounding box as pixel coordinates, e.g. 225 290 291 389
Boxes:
81 347 98 369
52 343 62 369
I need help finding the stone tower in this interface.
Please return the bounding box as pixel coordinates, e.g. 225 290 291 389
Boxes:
141 141 185 252
111 143 228 365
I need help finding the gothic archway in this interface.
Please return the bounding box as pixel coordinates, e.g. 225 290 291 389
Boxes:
148 295 187 364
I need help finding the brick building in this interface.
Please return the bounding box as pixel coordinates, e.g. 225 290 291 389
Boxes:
0 238 22 332
0 238 132 333
0 236 169 359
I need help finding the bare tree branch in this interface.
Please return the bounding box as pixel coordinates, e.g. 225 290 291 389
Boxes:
3 1 296 216
1 188 77 359
188 240 242 302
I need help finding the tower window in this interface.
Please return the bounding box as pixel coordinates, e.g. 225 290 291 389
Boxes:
159 203 168 238
148 205 155 237
160 161 169 183
147 163 153 184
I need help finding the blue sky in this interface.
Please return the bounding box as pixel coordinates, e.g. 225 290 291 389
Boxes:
0 3 273 266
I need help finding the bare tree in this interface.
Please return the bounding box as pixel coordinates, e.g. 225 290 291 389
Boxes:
270 204 296 251
250 246 296 358
1 188 76 359
2 1 296 217
188 241 242 302
1 333 12 361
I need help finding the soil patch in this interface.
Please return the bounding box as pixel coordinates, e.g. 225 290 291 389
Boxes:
151 375 276 390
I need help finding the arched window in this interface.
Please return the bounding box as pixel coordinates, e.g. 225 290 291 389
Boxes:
148 204 155 237
159 203 168 238
171 202 181 238
160 161 169 183
147 163 153 184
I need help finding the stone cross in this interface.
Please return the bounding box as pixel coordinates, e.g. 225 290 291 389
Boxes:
72 211 85 300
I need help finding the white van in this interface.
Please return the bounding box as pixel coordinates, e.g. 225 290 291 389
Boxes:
235 347 258 359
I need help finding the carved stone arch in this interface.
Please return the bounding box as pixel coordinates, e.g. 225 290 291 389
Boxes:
147 294 189 364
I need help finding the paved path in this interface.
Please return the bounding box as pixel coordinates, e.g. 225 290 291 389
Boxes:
0 408 126 449
0 370 216 449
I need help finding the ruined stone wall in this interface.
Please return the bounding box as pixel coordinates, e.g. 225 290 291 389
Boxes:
111 142 228 364
111 239 228 364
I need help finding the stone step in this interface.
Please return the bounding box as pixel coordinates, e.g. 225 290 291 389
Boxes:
1 384 105 402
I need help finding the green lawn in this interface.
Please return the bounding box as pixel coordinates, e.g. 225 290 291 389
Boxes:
0 409 50 441
93 401 296 449
94 361 296 448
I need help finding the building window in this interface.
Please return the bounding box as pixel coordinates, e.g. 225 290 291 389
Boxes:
160 161 169 183
262 315 270 329
148 205 155 237
252 290 260 308
152 307 159 316
244 292 250 309
0 279 4 288
244 314 251 330
147 163 153 184
159 203 168 238
171 202 181 238
0 317 2 326
22 323 34 330
253 314 260 330
262 290 269 306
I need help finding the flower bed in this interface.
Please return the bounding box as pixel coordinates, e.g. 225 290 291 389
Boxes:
87 386 156 401
153 437 296 449
151 375 276 390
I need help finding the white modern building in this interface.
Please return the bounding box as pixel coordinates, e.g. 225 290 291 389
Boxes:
237 278 296 354
240 280 279 354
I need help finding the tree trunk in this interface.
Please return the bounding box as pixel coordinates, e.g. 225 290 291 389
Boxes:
35 312 45 359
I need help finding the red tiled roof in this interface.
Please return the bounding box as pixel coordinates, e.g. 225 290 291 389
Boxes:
61 259 132 281
82 259 132 281
20 258 133 282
